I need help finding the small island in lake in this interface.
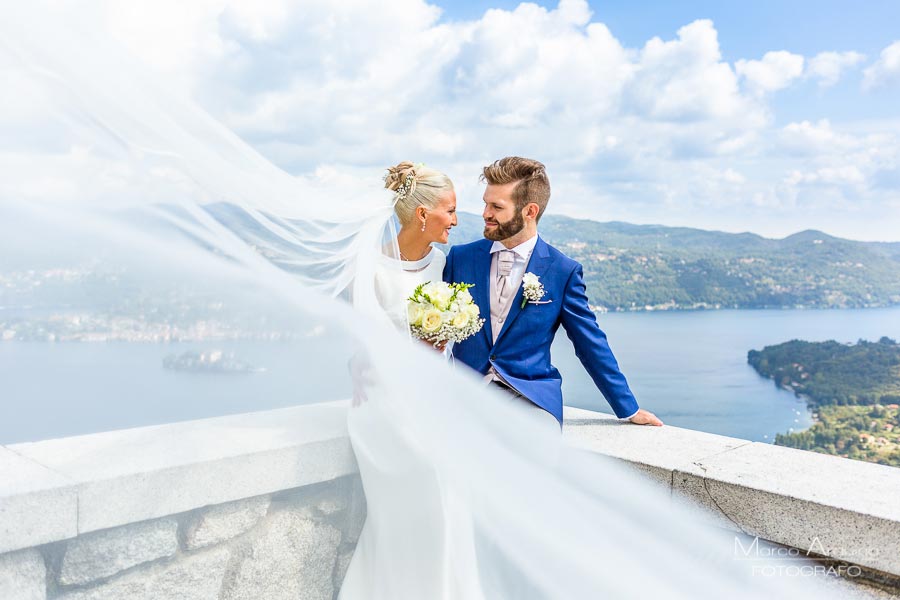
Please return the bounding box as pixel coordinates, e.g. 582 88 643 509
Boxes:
748 337 900 467
163 350 262 374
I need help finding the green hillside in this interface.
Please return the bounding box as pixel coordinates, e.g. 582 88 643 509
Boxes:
748 338 900 467
444 213 900 311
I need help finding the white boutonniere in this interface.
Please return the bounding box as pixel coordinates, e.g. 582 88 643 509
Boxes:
521 272 549 308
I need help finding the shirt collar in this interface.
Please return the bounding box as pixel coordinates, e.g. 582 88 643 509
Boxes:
490 234 538 260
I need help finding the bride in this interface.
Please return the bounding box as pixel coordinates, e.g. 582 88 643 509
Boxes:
369 161 457 334
341 161 477 599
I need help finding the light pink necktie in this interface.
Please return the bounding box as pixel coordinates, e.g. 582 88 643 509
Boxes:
497 250 515 304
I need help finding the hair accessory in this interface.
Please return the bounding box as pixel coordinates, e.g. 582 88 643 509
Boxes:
394 172 416 203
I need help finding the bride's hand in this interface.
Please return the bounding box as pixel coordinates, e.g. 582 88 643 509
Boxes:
420 338 447 353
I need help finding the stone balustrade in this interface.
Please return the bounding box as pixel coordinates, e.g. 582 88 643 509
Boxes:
1 403 363 600
2 402 899 599
563 408 900 582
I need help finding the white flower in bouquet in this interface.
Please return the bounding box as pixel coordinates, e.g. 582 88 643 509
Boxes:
421 281 452 309
451 311 470 328
407 302 426 326
421 308 444 333
407 281 485 345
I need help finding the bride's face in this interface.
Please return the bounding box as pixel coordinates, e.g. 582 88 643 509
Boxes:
424 190 458 244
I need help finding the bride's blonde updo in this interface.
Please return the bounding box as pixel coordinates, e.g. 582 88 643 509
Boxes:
384 161 454 226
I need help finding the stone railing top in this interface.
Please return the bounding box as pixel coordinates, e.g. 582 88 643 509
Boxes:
563 406 900 577
3 402 900 577
563 407 900 523
0 401 355 554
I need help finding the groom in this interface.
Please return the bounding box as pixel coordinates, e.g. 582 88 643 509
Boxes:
443 157 662 429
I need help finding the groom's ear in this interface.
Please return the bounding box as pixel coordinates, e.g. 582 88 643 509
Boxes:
523 203 540 221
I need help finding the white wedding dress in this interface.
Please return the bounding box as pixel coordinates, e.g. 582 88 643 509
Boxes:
341 247 487 600
371 247 446 332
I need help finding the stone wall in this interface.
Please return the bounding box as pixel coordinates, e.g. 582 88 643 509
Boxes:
1 402 362 600
0 476 365 600
4 401 900 599
564 407 900 581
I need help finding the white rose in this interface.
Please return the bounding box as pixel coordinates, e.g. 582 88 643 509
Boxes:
407 302 425 326
465 303 480 318
423 282 452 309
452 312 469 328
421 308 443 333
522 272 540 287
456 289 473 304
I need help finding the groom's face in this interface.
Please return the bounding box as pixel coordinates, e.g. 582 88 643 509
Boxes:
483 182 525 241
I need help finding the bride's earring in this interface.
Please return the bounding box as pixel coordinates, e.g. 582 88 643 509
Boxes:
421 216 427 232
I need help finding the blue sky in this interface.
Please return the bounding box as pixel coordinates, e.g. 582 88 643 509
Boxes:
442 0 900 58
442 0 900 123
42 0 900 241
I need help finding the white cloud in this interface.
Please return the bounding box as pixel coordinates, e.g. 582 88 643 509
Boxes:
785 166 865 186
5 0 900 241
626 20 753 123
778 120 857 155
863 40 900 89
806 51 865 87
103 0 232 92
735 51 804 95
721 168 746 184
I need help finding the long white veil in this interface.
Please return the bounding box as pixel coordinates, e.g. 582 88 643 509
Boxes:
1 4 842 599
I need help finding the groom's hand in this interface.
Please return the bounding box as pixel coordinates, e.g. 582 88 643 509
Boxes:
628 408 663 426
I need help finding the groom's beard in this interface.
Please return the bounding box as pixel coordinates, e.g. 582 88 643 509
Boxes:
483 211 525 241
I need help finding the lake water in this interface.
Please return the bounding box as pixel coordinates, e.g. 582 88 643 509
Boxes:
2 307 899 445
556 306 900 441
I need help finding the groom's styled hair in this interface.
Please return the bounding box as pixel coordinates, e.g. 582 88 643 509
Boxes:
481 157 551 221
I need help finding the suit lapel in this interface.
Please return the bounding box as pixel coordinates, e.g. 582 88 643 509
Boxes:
495 236 554 345
471 239 493 345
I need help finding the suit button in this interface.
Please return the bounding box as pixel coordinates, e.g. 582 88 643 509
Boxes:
490 354 496 361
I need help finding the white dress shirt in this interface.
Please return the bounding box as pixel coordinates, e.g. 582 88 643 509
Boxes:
489 235 538 298
484 235 538 384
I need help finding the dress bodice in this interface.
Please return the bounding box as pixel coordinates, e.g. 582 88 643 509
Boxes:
374 246 446 332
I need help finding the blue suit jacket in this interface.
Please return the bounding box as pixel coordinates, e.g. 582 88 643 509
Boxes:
443 236 639 425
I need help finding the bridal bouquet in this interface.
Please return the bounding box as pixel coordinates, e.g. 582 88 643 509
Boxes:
407 281 485 344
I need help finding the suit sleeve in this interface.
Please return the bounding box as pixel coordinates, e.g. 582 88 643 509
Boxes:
559 263 640 419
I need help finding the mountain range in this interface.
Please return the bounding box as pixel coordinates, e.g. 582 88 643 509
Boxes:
441 212 900 311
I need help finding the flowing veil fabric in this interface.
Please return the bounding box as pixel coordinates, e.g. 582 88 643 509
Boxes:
1 4 842 599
